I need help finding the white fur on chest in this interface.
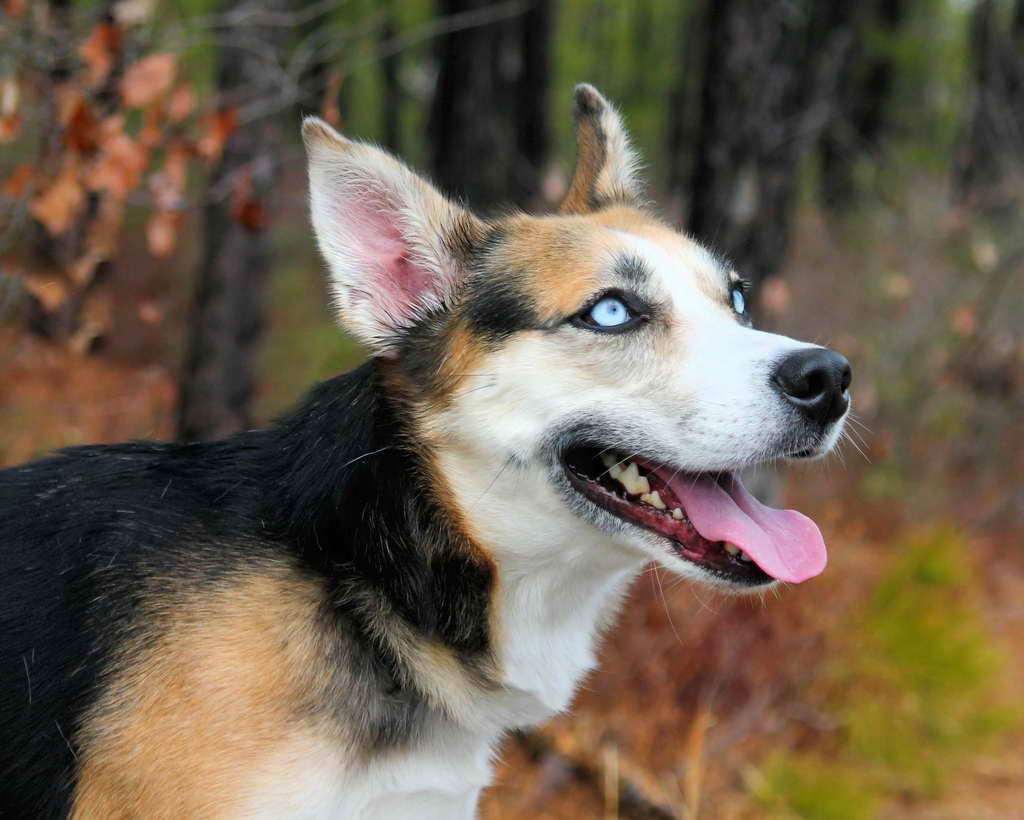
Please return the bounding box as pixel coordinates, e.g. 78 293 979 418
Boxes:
238 447 643 819
232 538 639 819
235 722 496 820
435 442 645 721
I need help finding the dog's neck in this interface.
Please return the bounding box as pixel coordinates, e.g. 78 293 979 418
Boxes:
486 517 642 723
433 441 645 725
262 361 643 738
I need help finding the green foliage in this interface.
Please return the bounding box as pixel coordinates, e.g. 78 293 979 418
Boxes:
750 753 879 820
874 0 971 170
750 527 1017 817
844 527 1016 794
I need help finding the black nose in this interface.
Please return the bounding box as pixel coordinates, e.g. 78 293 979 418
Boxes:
772 348 851 427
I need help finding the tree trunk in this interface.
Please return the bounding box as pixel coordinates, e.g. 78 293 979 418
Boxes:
953 0 1024 205
429 0 549 211
176 0 287 442
379 3 402 154
509 0 552 207
665 4 702 211
819 0 904 211
686 0 854 309
429 0 514 210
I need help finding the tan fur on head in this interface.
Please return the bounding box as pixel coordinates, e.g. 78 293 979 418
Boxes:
559 84 643 215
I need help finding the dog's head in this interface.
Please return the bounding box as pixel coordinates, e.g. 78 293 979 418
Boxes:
303 85 850 591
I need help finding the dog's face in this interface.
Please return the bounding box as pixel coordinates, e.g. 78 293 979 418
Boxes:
304 85 850 591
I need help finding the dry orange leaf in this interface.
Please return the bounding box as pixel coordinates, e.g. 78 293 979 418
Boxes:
149 142 190 210
70 194 124 286
138 301 163 325
952 304 978 337
321 72 343 127
197 107 237 164
1 76 18 116
22 275 68 313
882 273 911 301
0 76 19 142
5 0 26 17
168 84 197 122
55 85 85 127
86 116 149 200
2 163 34 198
230 168 269 232
146 209 181 257
0 114 20 143
31 159 84 235
234 197 269 232
79 22 122 88
137 104 165 150
120 53 177 108
65 99 101 154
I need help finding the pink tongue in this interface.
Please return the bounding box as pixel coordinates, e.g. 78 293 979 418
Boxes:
667 473 827 583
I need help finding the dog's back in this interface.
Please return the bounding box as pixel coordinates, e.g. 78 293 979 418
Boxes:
0 364 473 817
0 433 262 815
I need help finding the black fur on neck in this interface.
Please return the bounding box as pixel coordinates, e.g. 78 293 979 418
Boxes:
258 360 495 661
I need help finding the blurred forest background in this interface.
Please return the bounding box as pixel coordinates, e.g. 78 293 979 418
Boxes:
1 0 1023 817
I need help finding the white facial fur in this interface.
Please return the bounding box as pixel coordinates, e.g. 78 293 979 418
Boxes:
429 224 849 589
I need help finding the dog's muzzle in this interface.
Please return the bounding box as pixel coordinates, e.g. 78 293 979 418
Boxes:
772 348 851 429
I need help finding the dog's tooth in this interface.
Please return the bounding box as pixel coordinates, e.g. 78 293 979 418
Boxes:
724 543 740 556
671 508 684 520
645 490 666 509
618 462 648 495
739 551 752 562
602 453 625 480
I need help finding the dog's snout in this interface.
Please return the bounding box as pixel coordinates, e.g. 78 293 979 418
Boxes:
772 348 851 427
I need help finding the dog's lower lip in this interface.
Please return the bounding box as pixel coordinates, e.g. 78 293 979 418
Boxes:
560 446 772 586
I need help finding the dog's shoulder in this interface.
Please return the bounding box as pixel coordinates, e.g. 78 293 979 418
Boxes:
0 435 273 816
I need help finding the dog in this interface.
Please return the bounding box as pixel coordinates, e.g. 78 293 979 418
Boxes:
0 84 850 818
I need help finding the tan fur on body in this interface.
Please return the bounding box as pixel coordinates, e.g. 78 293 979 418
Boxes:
72 564 338 818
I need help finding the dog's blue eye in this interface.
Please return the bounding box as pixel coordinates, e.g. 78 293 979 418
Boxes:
588 296 631 327
732 286 746 315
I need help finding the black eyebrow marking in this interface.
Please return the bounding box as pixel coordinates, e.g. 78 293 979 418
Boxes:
614 254 651 286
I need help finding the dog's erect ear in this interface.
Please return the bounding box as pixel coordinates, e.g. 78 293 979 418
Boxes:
559 84 643 215
302 117 485 355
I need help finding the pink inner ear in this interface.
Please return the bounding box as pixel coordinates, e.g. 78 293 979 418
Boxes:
386 251 436 304
335 192 441 319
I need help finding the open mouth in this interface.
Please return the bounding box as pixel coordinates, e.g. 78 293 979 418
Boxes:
561 446 827 586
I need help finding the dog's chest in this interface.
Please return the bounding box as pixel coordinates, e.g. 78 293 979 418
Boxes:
227 637 600 820
232 722 497 820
